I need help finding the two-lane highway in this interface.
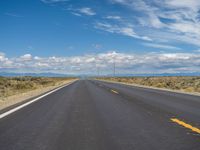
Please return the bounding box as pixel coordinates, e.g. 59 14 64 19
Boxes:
0 80 199 150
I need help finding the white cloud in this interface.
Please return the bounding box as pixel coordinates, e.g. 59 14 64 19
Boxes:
120 27 136 37
40 0 200 47
0 52 6 61
111 0 165 28
170 22 200 34
35 62 49 67
20 54 32 61
143 43 181 50
78 7 96 16
195 49 200 52
71 12 82 17
165 0 200 11
110 0 200 47
5 13 23 18
0 52 13 68
1 51 200 74
105 15 122 20
95 22 152 41
41 0 68 3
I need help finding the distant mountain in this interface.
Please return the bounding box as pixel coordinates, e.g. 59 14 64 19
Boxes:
0 72 76 77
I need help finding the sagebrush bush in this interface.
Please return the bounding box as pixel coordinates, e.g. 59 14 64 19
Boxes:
0 77 75 98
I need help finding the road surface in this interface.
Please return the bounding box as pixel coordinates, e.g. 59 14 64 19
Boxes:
0 79 199 150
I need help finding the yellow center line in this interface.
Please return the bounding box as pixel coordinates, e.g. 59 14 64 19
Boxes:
111 89 119 94
171 118 200 134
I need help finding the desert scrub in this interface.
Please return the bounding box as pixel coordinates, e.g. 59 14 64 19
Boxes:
0 76 76 99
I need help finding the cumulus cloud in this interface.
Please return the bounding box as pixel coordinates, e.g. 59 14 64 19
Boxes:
0 52 13 68
0 52 6 61
20 54 32 61
0 51 200 74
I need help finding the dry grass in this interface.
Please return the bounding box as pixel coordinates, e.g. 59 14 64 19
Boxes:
0 76 76 100
97 76 200 93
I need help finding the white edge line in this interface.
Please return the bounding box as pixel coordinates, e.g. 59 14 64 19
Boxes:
0 80 76 119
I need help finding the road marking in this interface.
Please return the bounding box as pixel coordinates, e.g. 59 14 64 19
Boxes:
111 89 119 94
0 81 76 119
171 118 200 134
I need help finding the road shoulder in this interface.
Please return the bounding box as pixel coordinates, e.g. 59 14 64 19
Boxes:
0 80 77 114
96 79 200 97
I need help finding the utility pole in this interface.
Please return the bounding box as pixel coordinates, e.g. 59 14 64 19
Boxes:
113 58 116 77
97 66 100 77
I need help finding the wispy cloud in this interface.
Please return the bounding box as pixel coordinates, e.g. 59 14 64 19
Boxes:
111 0 165 28
41 0 69 3
95 22 152 41
40 0 200 48
143 43 181 50
68 7 96 16
195 49 200 52
105 15 122 20
78 7 96 16
71 12 82 17
110 0 200 47
165 0 200 10
5 13 23 18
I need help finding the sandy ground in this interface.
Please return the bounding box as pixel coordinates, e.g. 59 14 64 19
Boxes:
0 79 76 111
97 79 200 97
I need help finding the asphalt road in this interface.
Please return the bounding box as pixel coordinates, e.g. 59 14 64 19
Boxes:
0 79 199 150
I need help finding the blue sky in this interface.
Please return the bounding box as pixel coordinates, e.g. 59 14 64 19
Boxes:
0 0 200 75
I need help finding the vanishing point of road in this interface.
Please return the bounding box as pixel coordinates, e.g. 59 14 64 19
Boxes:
0 80 199 150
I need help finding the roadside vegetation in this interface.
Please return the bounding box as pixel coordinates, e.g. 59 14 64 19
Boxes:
0 76 76 100
97 76 200 93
